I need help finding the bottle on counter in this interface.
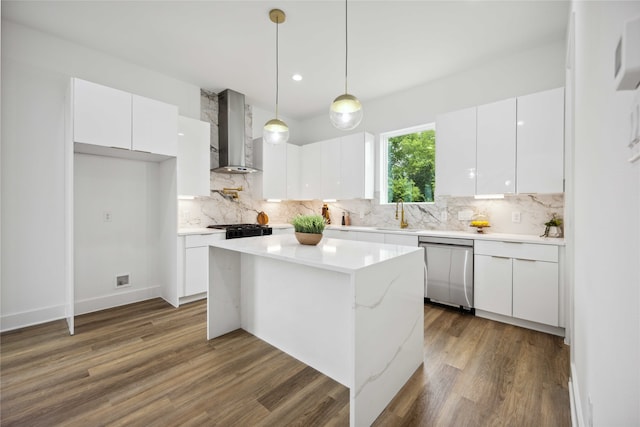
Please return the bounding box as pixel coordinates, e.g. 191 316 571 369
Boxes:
342 212 346 226
345 212 351 226
322 203 331 224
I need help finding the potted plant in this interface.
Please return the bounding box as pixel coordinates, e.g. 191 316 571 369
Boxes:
291 214 325 245
543 214 563 238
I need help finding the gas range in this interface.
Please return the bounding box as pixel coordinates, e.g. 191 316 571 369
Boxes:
207 223 273 239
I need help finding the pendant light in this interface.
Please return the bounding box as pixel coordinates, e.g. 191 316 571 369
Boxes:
263 9 289 145
330 0 363 131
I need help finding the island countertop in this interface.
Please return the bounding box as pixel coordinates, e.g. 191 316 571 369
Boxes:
208 234 423 274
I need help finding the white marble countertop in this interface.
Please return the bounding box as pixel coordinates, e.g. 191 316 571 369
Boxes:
180 223 564 246
208 234 423 274
178 228 225 236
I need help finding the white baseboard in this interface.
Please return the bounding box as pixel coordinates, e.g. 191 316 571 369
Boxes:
570 362 586 427
178 292 206 306
475 309 566 337
0 304 67 333
75 286 161 315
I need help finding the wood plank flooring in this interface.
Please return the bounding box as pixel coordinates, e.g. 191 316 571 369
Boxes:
1 299 570 426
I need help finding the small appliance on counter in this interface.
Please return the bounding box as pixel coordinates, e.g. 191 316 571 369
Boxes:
207 224 272 239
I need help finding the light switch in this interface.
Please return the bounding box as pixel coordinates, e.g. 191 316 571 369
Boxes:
103 211 112 222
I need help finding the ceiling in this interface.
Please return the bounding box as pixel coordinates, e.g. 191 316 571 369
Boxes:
1 1 570 121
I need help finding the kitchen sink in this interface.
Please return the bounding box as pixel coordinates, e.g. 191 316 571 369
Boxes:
373 227 419 233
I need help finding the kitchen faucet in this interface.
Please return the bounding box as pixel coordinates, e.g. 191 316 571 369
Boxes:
395 198 409 229
222 186 243 199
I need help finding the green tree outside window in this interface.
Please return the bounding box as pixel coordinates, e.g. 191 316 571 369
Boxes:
387 129 436 203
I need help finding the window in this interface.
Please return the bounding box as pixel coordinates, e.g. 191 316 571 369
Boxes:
380 123 436 204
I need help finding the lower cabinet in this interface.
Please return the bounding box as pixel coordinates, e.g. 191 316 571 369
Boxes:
474 241 559 327
178 233 225 301
323 228 418 246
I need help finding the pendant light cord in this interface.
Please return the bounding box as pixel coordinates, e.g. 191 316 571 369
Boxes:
344 0 348 94
275 16 280 119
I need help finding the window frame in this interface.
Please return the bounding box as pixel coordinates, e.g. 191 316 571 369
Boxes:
379 122 437 205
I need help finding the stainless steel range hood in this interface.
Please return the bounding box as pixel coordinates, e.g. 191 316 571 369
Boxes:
213 89 259 173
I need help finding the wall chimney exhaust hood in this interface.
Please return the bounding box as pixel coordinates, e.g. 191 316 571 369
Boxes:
213 89 259 173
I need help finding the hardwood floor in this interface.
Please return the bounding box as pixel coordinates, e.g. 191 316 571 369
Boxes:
1 299 570 426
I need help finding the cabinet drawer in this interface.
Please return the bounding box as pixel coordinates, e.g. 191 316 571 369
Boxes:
185 233 225 248
474 240 558 262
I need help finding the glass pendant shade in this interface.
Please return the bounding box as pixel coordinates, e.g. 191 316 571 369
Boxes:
263 118 289 145
330 93 363 130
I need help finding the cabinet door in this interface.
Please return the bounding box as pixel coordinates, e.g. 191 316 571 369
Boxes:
177 116 210 197
321 138 341 200
512 259 559 326
384 233 418 246
476 98 516 195
355 231 385 243
474 254 512 316
300 142 322 200
516 87 565 194
340 132 374 199
286 144 301 199
262 140 287 200
435 107 477 197
72 78 132 149
185 246 208 296
132 94 178 156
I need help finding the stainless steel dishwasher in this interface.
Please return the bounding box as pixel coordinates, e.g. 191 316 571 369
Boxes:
419 236 474 312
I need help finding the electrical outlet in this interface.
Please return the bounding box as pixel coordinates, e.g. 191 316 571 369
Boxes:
512 211 521 223
359 209 364 219
440 210 448 221
103 211 112 222
457 210 474 221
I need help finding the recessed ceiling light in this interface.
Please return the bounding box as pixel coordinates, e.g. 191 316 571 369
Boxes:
292 74 303 81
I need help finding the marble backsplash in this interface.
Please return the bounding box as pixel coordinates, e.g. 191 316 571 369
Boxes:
183 89 563 236
179 179 564 236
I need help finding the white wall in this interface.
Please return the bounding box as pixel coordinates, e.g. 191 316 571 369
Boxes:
0 20 201 330
73 154 162 314
570 1 640 425
296 39 567 144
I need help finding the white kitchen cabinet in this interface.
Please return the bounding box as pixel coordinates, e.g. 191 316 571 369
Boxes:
384 233 418 246
177 116 210 197
340 132 374 199
474 240 560 327
286 144 301 199
512 259 559 326
355 231 385 243
474 254 513 316
262 140 288 200
435 107 477 197
72 78 131 150
185 246 209 296
301 142 322 200
72 78 178 158
178 233 225 300
516 87 565 194
132 94 178 156
324 229 358 240
321 138 342 200
476 98 516 195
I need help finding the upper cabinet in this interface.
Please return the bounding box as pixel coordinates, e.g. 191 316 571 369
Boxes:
435 107 476 197
516 87 565 194
132 95 178 156
71 78 178 158
435 87 564 197
72 78 131 150
300 142 322 200
341 132 374 200
262 131 373 201
476 98 516 195
177 116 210 197
321 138 342 200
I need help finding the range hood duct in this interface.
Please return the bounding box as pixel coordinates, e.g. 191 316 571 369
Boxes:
213 89 259 173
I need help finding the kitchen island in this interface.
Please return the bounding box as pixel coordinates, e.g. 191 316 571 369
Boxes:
208 234 424 427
